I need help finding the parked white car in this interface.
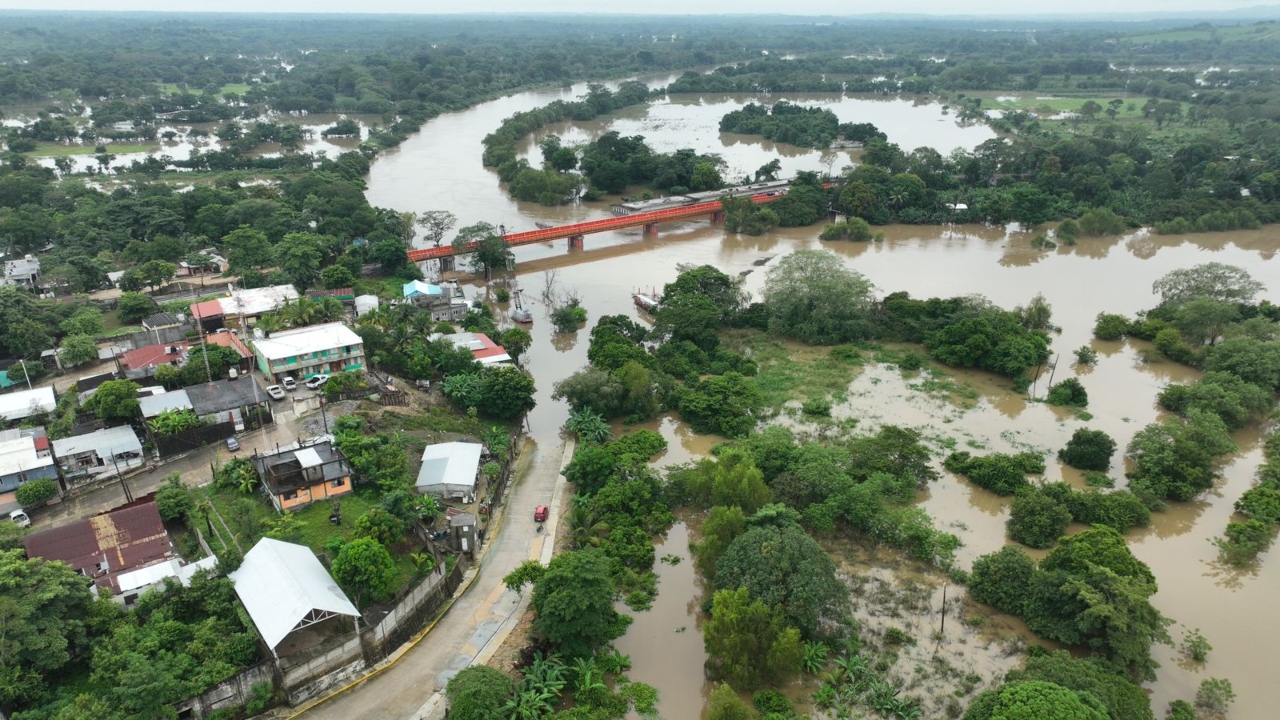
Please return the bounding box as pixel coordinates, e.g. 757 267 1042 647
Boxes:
305 374 330 390
282 377 297 391
8 509 31 527
266 385 286 401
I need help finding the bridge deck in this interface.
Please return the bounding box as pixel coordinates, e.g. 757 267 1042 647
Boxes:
406 191 784 262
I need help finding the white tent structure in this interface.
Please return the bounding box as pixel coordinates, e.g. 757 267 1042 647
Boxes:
230 538 360 654
415 441 482 501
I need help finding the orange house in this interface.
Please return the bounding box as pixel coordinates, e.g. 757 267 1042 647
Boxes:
253 441 353 512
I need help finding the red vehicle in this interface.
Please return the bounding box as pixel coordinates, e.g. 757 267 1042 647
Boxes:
533 505 549 522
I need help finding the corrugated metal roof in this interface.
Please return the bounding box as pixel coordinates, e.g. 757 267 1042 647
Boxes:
230 538 359 650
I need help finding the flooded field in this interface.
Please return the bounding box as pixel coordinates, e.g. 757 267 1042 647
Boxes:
365 79 1280 719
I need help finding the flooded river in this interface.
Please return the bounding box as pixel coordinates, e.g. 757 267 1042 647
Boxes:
365 79 1280 719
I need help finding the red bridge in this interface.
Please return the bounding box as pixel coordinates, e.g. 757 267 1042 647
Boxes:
406 191 787 263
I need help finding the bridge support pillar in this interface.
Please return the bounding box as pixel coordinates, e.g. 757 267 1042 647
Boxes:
439 256 455 272
568 235 585 249
643 223 659 236
710 211 725 225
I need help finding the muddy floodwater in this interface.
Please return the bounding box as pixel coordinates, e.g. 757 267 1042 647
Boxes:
366 78 1280 719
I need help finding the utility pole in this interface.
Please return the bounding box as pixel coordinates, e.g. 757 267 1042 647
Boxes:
18 359 31 390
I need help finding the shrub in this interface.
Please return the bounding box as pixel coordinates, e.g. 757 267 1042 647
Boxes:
1215 519 1272 565
1046 378 1089 407
1093 313 1130 341
1195 678 1235 715
1078 207 1128 236
1180 628 1212 663
1058 429 1117 471
944 451 1044 495
967 545 1036 616
1008 489 1071 548
154 475 194 522
15 478 58 507
1235 485 1280 524
1074 345 1098 366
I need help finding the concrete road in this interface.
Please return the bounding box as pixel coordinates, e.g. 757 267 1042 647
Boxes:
292 435 572 720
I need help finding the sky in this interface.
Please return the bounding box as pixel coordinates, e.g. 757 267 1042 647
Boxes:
0 0 1254 15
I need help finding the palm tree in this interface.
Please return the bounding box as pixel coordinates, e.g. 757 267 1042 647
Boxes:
566 505 608 550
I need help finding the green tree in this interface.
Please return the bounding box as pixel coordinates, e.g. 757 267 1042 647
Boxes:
331 537 398 605
446 665 515 720
476 366 536 420
1006 650 1154 720
321 264 356 289
1046 378 1089 407
531 548 625 658
1152 262 1265 307
1059 429 1117 472
693 505 747 579
763 249 876 344
117 292 158 324
355 508 406 546
154 475 193 522
678 372 763 438
708 682 756 720
1093 313 1131 341
453 222 514 278
499 327 532 362
969 545 1038 616
714 524 848 637
59 309 104 337
0 550 99 705
222 227 274 272
139 259 177 290
1008 489 1071 549
703 587 804 689
58 333 99 368
15 477 58 507
86 379 141 422
1126 410 1235 501
965 680 1108 720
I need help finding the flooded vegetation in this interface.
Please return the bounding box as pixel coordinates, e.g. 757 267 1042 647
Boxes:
369 84 1280 719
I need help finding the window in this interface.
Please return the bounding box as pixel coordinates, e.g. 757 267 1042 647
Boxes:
330 478 345 488
282 490 298 501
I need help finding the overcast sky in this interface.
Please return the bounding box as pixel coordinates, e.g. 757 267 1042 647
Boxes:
0 0 1253 15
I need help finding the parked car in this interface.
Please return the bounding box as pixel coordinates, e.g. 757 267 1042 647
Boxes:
305 374 330 390
225 437 240 452
282 376 297 391
8 509 31 528
534 504 549 522
266 385 286 401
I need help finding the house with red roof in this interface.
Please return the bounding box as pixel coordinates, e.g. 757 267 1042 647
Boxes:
441 332 513 366
120 341 191 373
22 501 175 596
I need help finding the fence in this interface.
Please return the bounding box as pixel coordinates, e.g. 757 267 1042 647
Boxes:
154 420 236 458
174 661 276 719
274 556 469 705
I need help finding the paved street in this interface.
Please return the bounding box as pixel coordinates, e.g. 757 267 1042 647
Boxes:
292 436 572 720
32 408 303 529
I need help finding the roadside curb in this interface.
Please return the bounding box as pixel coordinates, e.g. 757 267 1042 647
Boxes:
413 437 575 720
279 435 573 720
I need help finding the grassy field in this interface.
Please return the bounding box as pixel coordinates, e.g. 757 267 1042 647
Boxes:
25 142 157 157
724 329 864 409
156 82 253 96
1124 22 1280 44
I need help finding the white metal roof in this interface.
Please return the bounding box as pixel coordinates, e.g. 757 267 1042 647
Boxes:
0 435 53 477
0 387 56 422
230 538 359 651
117 555 218 594
252 322 363 362
219 284 299 318
295 447 323 469
51 425 142 459
415 442 482 495
354 295 379 317
138 389 193 418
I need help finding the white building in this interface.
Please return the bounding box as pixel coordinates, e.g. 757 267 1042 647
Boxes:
51 425 145 485
415 441 483 501
1 255 41 288
115 556 219 607
252 322 365 382
0 387 57 423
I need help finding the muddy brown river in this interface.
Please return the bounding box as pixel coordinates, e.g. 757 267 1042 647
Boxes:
366 79 1280 719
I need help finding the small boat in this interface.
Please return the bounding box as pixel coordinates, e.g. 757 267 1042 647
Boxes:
633 293 660 313
510 307 533 323
535 221 554 230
